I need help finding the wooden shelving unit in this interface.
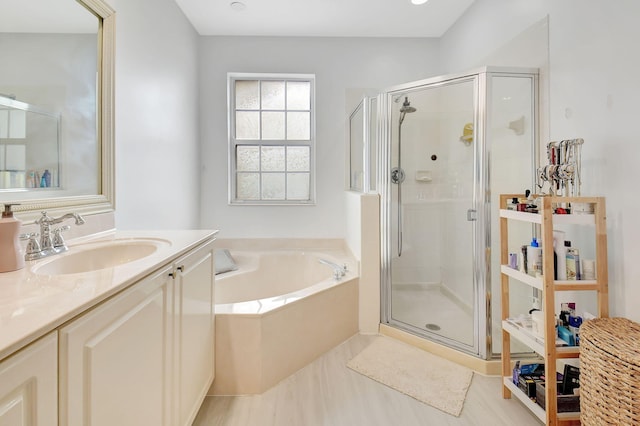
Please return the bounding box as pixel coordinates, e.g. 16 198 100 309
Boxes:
500 194 609 425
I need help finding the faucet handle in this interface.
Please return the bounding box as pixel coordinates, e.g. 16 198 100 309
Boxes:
52 225 71 252
21 233 45 260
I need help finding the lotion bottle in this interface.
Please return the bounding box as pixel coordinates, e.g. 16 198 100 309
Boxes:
0 204 25 273
526 237 543 276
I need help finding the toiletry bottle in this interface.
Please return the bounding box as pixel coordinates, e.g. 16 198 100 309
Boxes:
526 238 543 276
520 245 528 274
43 169 51 187
507 197 519 211
553 230 567 280
566 246 578 280
0 204 25 273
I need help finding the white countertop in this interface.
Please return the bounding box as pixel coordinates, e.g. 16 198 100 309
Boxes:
0 229 218 361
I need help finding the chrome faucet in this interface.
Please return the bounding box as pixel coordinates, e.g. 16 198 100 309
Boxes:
319 258 348 280
24 211 85 260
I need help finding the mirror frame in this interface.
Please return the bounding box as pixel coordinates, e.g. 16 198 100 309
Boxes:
7 0 115 222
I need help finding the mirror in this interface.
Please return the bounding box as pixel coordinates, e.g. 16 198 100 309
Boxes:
0 0 115 221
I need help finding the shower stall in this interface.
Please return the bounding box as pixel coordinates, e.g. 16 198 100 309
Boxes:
376 67 538 358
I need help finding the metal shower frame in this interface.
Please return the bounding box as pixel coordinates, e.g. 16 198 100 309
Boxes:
377 66 539 360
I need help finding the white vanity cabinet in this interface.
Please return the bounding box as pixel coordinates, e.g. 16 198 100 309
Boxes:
0 332 58 426
172 241 215 426
59 239 216 426
59 264 173 426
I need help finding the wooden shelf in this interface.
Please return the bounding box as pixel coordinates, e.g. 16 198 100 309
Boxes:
503 377 546 422
501 265 598 292
502 320 544 357
502 320 579 359
499 208 595 225
500 265 543 291
503 378 581 424
500 194 608 425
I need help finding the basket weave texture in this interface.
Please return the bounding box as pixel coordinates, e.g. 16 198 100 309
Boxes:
580 317 640 425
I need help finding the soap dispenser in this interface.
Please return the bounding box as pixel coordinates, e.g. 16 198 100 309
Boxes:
0 204 25 273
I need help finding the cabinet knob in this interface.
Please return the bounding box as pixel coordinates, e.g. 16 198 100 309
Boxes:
177 265 184 272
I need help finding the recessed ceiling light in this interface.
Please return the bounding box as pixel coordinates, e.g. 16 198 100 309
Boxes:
411 0 429 5
230 1 246 11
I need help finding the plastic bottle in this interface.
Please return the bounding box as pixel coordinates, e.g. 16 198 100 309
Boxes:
566 247 581 280
553 230 567 280
526 237 543 276
43 169 51 187
0 204 25 273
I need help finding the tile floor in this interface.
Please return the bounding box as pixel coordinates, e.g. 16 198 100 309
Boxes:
193 334 542 426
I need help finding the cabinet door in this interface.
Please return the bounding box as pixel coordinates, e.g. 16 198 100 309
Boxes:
0 333 57 426
59 266 173 426
174 241 215 426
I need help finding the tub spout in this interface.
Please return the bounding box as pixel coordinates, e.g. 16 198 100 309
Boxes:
319 258 347 280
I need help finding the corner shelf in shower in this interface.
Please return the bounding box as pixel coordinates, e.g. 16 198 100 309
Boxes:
499 194 609 426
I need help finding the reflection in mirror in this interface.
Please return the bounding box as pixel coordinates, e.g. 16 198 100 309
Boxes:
0 95 60 190
0 0 115 219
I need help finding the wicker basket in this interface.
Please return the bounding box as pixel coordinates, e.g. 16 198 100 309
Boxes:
580 317 640 425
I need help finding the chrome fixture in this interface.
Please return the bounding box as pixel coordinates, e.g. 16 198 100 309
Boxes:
319 258 348 280
394 96 416 257
24 211 85 260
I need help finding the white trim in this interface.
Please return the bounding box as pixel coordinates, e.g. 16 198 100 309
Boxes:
227 73 316 205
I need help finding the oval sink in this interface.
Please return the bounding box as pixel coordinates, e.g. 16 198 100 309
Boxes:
32 239 169 275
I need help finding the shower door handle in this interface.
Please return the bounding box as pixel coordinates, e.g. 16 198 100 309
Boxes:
467 209 477 221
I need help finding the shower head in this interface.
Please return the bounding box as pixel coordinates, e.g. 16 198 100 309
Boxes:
399 96 416 125
400 97 417 114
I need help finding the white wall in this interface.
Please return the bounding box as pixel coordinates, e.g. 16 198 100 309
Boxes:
442 0 640 322
198 36 441 238
111 0 201 229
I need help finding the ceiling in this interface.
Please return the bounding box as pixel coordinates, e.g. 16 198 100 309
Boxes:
174 0 476 38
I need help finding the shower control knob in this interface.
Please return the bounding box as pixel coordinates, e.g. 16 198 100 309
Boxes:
391 167 405 184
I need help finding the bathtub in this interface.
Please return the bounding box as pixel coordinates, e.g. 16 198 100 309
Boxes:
210 239 359 395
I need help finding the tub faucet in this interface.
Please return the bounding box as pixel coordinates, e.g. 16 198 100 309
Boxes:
27 211 86 259
319 259 348 280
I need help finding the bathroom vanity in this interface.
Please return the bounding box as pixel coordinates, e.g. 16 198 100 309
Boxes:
0 230 217 426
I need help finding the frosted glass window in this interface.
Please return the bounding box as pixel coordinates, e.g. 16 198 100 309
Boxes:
287 173 310 200
235 111 260 139
286 146 310 171
236 146 260 171
237 173 260 199
261 111 285 139
287 112 310 140
235 80 260 109
261 81 285 110
287 81 310 110
261 146 285 171
261 173 285 200
229 73 314 204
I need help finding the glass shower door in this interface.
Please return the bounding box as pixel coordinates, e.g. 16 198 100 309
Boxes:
387 76 478 351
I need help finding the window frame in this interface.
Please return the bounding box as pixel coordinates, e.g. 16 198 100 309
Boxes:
227 72 316 205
